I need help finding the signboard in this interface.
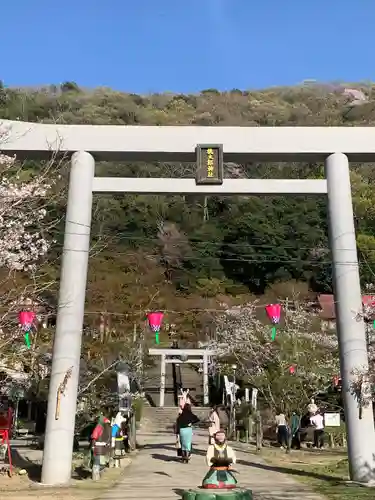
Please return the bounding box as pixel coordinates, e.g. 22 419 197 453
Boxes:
195 144 224 185
324 412 341 427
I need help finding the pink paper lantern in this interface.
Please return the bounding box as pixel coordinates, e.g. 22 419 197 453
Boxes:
18 311 36 330
18 310 35 349
265 304 282 324
147 312 164 332
147 312 164 345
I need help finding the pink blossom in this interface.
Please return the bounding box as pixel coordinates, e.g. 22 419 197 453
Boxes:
0 123 52 271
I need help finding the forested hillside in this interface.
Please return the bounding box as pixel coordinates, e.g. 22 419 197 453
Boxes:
1 81 375 344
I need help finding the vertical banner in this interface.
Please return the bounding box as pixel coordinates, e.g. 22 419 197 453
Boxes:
244 388 250 403
117 368 131 411
251 388 258 410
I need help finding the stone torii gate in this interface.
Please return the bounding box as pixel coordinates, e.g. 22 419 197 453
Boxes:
148 348 215 407
3 120 375 485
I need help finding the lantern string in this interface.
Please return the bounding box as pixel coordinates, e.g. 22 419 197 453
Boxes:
51 295 373 318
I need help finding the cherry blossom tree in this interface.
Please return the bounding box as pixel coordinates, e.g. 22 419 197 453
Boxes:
352 292 375 411
208 301 339 412
0 122 64 395
0 122 56 271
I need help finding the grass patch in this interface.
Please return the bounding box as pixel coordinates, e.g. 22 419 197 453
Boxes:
261 448 374 499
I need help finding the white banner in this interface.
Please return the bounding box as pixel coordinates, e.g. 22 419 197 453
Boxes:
251 388 258 410
244 388 249 403
224 376 231 396
117 372 130 395
224 376 239 404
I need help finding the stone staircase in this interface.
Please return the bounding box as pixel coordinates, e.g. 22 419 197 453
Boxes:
144 359 175 407
142 405 210 433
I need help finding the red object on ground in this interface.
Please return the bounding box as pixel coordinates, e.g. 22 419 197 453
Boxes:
288 365 296 374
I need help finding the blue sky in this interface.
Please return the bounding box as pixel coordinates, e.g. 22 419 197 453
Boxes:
2 0 374 93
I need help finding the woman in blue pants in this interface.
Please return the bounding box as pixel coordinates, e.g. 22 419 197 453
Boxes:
176 404 199 463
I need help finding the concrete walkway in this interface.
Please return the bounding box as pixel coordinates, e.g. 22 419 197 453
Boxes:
100 429 326 500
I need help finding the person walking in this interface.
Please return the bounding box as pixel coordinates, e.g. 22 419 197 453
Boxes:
275 409 289 449
175 404 200 463
208 405 220 445
310 409 325 449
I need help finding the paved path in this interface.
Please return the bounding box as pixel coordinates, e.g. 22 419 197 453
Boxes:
100 429 326 500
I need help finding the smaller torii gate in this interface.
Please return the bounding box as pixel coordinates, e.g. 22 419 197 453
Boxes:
148 348 215 407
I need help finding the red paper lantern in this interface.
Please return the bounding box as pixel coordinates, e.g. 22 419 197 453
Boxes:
265 304 282 324
18 310 36 349
265 304 282 341
147 312 164 332
147 312 164 345
18 311 35 329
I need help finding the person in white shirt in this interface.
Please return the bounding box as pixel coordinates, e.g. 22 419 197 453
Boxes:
275 410 289 449
310 410 324 449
